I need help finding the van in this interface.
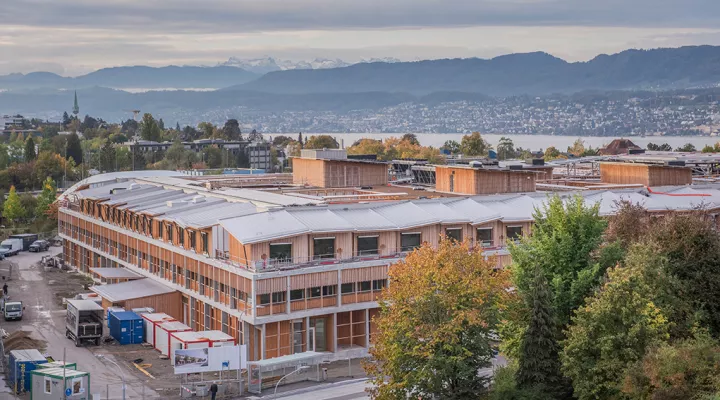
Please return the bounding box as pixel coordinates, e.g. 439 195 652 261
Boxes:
3 301 24 321
0 239 23 256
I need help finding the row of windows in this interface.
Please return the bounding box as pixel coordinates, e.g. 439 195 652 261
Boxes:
266 227 525 262
258 279 389 305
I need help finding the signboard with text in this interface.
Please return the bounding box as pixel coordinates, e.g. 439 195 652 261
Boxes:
173 345 246 374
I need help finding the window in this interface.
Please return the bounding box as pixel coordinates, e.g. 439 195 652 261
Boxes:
269 243 292 263
157 223 163 239
359 281 372 292
259 294 270 305
401 233 422 252
271 291 286 303
166 225 173 242
341 283 355 294
506 226 523 242
357 236 379 255
477 228 493 247
322 285 336 296
313 237 335 260
178 227 185 246
373 279 388 291
189 230 196 250
307 287 322 298
445 228 462 242
148 219 153 237
200 232 209 254
44 378 51 394
290 289 304 301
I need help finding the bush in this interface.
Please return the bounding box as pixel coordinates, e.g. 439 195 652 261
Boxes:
490 365 555 400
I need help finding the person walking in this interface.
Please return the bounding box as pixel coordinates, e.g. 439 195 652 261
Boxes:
2 282 7 297
210 382 218 400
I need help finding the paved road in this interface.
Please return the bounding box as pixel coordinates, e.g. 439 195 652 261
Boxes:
0 248 158 398
274 379 370 400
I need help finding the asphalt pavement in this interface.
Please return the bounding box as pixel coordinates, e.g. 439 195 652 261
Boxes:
0 247 158 399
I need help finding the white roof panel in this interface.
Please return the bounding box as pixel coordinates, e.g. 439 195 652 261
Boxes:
220 210 310 244
89 267 143 279
289 209 356 232
173 202 257 228
333 208 396 231
445 198 502 224
373 202 438 229
413 201 469 224
89 278 176 302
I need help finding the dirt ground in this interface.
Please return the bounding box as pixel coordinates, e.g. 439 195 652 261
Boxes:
40 263 94 306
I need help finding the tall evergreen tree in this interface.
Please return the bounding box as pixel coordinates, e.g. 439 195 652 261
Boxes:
65 132 83 164
298 132 303 148
516 266 568 397
24 136 36 161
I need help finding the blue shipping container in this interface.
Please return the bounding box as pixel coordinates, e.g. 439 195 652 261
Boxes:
8 349 47 393
109 311 144 345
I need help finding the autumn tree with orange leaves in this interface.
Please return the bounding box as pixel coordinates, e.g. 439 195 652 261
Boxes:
364 239 511 399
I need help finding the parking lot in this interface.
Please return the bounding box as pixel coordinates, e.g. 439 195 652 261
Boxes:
0 248 160 399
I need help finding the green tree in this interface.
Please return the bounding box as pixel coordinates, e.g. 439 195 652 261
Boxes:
441 140 460 155
163 140 195 170
24 136 36 161
460 132 490 156
65 132 83 164
272 135 294 147
497 137 516 160
197 122 216 139
304 135 339 149
100 139 116 172
647 142 672 151
202 146 224 168
222 119 242 141
543 146 561 161
401 133 420 145
0 144 9 169
561 246 673 400
365 240 511 399
35 177 56 219
567 139 585 157
2 186 25 224
139 113 162 142
516 266 567 397
675 143 697 152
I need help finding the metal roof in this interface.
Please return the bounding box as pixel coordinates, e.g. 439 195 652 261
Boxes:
89 268 143 279
216 188 323 206
66 299 104 311
90 278 176 302
171 202 257 229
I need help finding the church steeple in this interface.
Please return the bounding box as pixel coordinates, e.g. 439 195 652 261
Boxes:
72 91 79 116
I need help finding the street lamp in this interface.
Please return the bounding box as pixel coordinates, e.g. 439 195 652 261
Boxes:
96 354 126 400
273 365 310 397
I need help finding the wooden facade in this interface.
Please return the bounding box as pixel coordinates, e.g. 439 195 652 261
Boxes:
600 162 692 186
435 166 537 195
292 158 389 188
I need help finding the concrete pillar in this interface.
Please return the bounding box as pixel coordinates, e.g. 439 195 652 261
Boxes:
365 308 370 348
333 312 338 352
286 276 291 314
260 324 266 360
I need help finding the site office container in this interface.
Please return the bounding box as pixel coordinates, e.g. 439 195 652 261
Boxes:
155 321 192 356
30 367 90 400
109 311 144 345
37 361 77 370
169 330 236 364
141 313 176 347
8 349 47 393
106 307 125 321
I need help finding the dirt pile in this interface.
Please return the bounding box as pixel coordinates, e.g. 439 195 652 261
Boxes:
3 330 47 353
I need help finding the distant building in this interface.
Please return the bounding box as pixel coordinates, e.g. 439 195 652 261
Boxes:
292 149 389 188
1 114 24 132
599 139 643 155
125 139 271 170
435 164 537 195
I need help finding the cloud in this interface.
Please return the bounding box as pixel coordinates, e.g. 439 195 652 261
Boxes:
1 0 719 75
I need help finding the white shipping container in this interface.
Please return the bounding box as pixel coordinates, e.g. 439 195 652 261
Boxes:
141 313 176 347
155 321 192 356
169 330 236 364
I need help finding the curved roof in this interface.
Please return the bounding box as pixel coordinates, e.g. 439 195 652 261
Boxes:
61 170 183 199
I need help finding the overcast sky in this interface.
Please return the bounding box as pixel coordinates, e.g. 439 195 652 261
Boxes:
1 0 719 76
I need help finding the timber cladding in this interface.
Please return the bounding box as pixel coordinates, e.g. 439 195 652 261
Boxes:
292 158 388 188
600 162 692 186
435 166 536 195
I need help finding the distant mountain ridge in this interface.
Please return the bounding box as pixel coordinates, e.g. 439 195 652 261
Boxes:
233 46 720 96
0 65 258 90
219 56 402 74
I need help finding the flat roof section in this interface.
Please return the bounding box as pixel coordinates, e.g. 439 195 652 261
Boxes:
89 267 143 280
90 278 176 302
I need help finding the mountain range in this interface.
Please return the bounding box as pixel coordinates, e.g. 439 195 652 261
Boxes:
234 46 720 96
0 65 258 91
219 56 402 74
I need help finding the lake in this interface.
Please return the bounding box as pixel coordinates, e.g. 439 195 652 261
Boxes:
297 133 720 151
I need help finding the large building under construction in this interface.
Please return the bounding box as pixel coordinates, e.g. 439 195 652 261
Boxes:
57 150 720 366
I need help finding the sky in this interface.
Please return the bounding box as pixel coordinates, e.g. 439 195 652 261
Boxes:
1 0 720 76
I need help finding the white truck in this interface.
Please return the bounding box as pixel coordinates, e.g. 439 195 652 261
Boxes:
66 299 104 346
0 238 23 256
2 300 24 321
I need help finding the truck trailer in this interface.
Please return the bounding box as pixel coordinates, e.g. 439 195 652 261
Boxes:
65 299 104 346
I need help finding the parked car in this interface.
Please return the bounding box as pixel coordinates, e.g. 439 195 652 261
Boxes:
28 240 50 252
